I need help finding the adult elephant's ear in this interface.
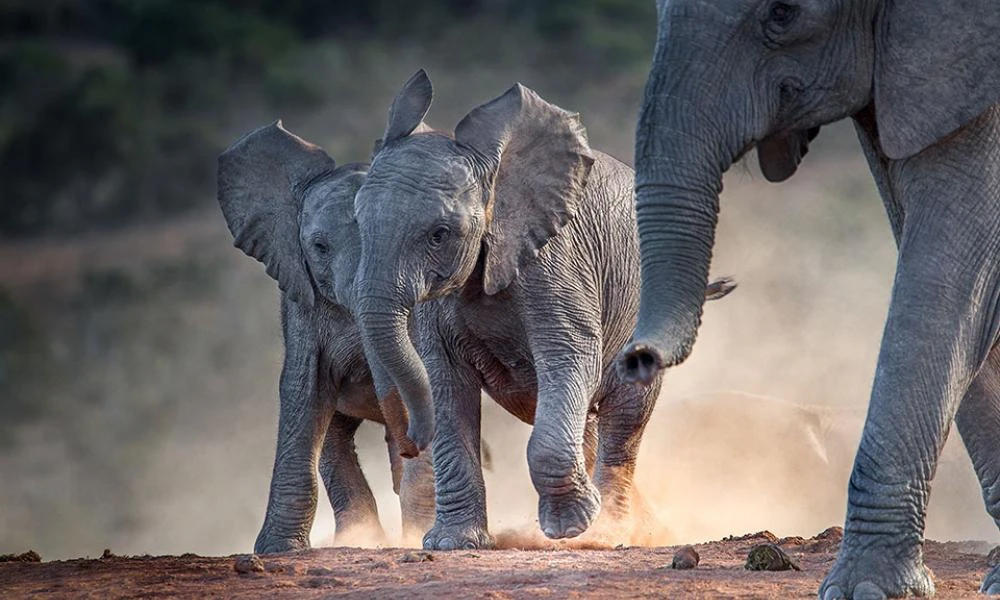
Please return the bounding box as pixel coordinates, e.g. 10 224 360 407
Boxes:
217 121 336 306
454 84 595 295
875 0 1000 160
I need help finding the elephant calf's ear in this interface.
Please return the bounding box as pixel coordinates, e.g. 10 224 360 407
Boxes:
217 121 336 306
382 70 434 146
455 84 595 295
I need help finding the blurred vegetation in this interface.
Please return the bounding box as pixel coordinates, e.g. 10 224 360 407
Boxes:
0 0 655 238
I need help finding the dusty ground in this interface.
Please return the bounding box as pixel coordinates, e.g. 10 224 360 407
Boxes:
1 530 994 599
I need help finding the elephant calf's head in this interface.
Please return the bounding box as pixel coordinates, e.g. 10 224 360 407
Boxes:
217 121 367 311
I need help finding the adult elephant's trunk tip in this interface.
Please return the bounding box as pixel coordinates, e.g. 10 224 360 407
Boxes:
616 342 667 385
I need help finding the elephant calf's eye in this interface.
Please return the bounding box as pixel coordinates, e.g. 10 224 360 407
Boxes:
768 1 798 26
429 225 450 248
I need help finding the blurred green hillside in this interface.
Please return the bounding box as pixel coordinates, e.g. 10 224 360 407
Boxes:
0 0 655 238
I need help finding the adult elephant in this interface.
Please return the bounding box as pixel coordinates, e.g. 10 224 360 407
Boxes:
353 70 735 550
615 1 1000 598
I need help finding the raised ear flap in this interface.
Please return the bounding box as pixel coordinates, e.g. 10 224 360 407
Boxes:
454 84 595 295
382 69 433 145
757 127 820 182
371 122 433 160
217 121 335 306
875 0 1000 159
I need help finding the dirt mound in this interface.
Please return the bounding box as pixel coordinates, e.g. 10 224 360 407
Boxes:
1 529 991 599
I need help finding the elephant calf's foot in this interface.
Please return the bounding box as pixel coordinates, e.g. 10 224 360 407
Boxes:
334 522 387 547
819 541 934 599
537 480 601 540
254 534 310 555
983 564 1000 595
423 521 495 550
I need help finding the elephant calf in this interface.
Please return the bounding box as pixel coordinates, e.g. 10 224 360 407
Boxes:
352 70 735 550
217 122 435 553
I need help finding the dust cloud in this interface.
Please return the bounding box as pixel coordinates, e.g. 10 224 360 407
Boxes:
1 67 997 561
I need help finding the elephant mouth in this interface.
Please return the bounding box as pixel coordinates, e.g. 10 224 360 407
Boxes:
756 126 820 182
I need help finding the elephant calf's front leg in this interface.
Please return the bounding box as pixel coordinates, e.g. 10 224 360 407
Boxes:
422 358 494 550
255 350 329 554
528 351 602 540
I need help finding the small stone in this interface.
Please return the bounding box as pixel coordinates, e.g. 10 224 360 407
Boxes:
989 546 1000 568
815 526 844 542
671 545 700 570
0 550 41 563
745 543 801 572
724 530 779 543
234 554 265 574
398 551 434 564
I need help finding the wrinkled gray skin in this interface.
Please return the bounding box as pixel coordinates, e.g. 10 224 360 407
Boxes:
353 70 736 550
217 122 435 553
616 0 1000 597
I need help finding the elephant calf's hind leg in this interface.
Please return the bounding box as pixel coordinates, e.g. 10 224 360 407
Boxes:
320 413 385 546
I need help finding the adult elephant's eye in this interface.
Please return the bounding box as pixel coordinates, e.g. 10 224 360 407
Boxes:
429 225 450 248
313 241 330 255
769 1 798 26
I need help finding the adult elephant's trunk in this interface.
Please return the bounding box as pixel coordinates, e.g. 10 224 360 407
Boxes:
356 286 434 457
617 24 743 384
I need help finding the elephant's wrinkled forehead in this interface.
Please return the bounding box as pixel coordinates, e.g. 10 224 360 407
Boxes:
361 134 477 204
301 173 358 225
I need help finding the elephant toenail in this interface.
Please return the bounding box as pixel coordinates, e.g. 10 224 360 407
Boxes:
852 582 887 600
565 527 583 538
438 537 457 551
822 585 846 600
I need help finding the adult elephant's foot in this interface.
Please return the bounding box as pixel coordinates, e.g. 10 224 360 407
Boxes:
423 521 495 550
982 564 1000 595
537 480 601 539
818 540 934 599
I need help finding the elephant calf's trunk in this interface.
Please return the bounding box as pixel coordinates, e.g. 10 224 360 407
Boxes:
357 295 435 455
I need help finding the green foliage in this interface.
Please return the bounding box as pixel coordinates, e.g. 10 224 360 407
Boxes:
0 0 656 238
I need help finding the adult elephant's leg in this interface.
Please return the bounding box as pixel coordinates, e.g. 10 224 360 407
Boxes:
319 412 384 545
421 347 493 550
821 111 1000 600
591 377 661 528
254 345 330 554
955 345 1000 594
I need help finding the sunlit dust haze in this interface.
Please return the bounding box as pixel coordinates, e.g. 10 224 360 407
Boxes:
1 55 996 561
